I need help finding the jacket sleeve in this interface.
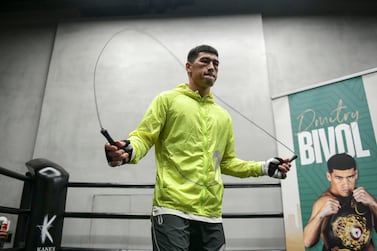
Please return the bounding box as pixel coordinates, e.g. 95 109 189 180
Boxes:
127 94 167 163
220 119 264 178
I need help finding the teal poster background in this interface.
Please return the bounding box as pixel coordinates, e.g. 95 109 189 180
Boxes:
288 76 377 250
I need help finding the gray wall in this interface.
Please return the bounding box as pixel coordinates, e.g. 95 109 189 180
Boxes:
263 16 377 97
0 19 56 248
1 13 377 250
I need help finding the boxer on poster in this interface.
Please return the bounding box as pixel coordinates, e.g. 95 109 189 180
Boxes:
303 153 377 251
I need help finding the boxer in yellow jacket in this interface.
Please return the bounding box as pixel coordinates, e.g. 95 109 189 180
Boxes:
105 44 292 251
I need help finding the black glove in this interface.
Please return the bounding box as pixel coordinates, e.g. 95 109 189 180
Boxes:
262 157 286 179
105 140 134 165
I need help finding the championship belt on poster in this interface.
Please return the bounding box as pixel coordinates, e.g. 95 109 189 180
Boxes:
322 195 372 251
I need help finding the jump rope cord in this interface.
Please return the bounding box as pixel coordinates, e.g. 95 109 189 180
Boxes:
93 27 296 155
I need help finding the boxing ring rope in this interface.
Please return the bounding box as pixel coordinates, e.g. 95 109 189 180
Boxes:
0 160 285 251
66 182 283 220
0 166 31 182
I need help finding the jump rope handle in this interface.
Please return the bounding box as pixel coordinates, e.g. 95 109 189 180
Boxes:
101 128 131 150
288 154 298 163
101 128 116 145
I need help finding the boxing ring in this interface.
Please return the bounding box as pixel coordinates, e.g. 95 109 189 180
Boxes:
0 159 285 251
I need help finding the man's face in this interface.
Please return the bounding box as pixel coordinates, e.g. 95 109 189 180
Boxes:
186 52 219 88
327 168 358 197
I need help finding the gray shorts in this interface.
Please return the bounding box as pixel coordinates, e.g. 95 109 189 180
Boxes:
151 214 226 251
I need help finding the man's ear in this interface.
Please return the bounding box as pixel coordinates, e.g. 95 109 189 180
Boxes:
186 62 192 73
326 172 331 182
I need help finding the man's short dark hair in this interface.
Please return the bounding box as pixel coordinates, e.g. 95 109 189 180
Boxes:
187 45 218 63
327 153 357 173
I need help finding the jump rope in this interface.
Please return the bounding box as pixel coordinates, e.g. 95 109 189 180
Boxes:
93 27 298 164
93 28 297 250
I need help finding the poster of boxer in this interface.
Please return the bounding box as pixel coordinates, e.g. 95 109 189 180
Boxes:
273 70 377 251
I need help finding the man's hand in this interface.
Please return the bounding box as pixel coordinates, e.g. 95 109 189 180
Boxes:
263 157 292 179
353 187 377 207
104 140 133 167
318 198 341 219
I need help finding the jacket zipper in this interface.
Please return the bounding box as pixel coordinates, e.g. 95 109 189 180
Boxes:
199 97 209 214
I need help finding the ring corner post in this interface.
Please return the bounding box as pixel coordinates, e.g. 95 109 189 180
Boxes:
25 158 69 251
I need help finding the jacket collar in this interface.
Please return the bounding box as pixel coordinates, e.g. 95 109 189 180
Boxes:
176 83 215 104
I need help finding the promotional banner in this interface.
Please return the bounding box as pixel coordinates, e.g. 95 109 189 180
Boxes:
273 69 377 251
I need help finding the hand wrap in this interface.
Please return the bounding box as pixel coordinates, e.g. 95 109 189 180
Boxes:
105 140 134 165
262 157 286 179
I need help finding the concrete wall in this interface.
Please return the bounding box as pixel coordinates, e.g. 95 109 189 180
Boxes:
1 13 377 250
0 19 56 248
263 16 377 97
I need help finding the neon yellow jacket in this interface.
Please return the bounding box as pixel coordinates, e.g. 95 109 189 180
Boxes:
128 83 263 217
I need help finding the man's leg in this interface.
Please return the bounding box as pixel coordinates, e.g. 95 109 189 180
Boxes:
151 215 190 251
188 220 226 251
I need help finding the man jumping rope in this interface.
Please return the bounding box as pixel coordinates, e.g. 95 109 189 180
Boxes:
104 44 292 251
